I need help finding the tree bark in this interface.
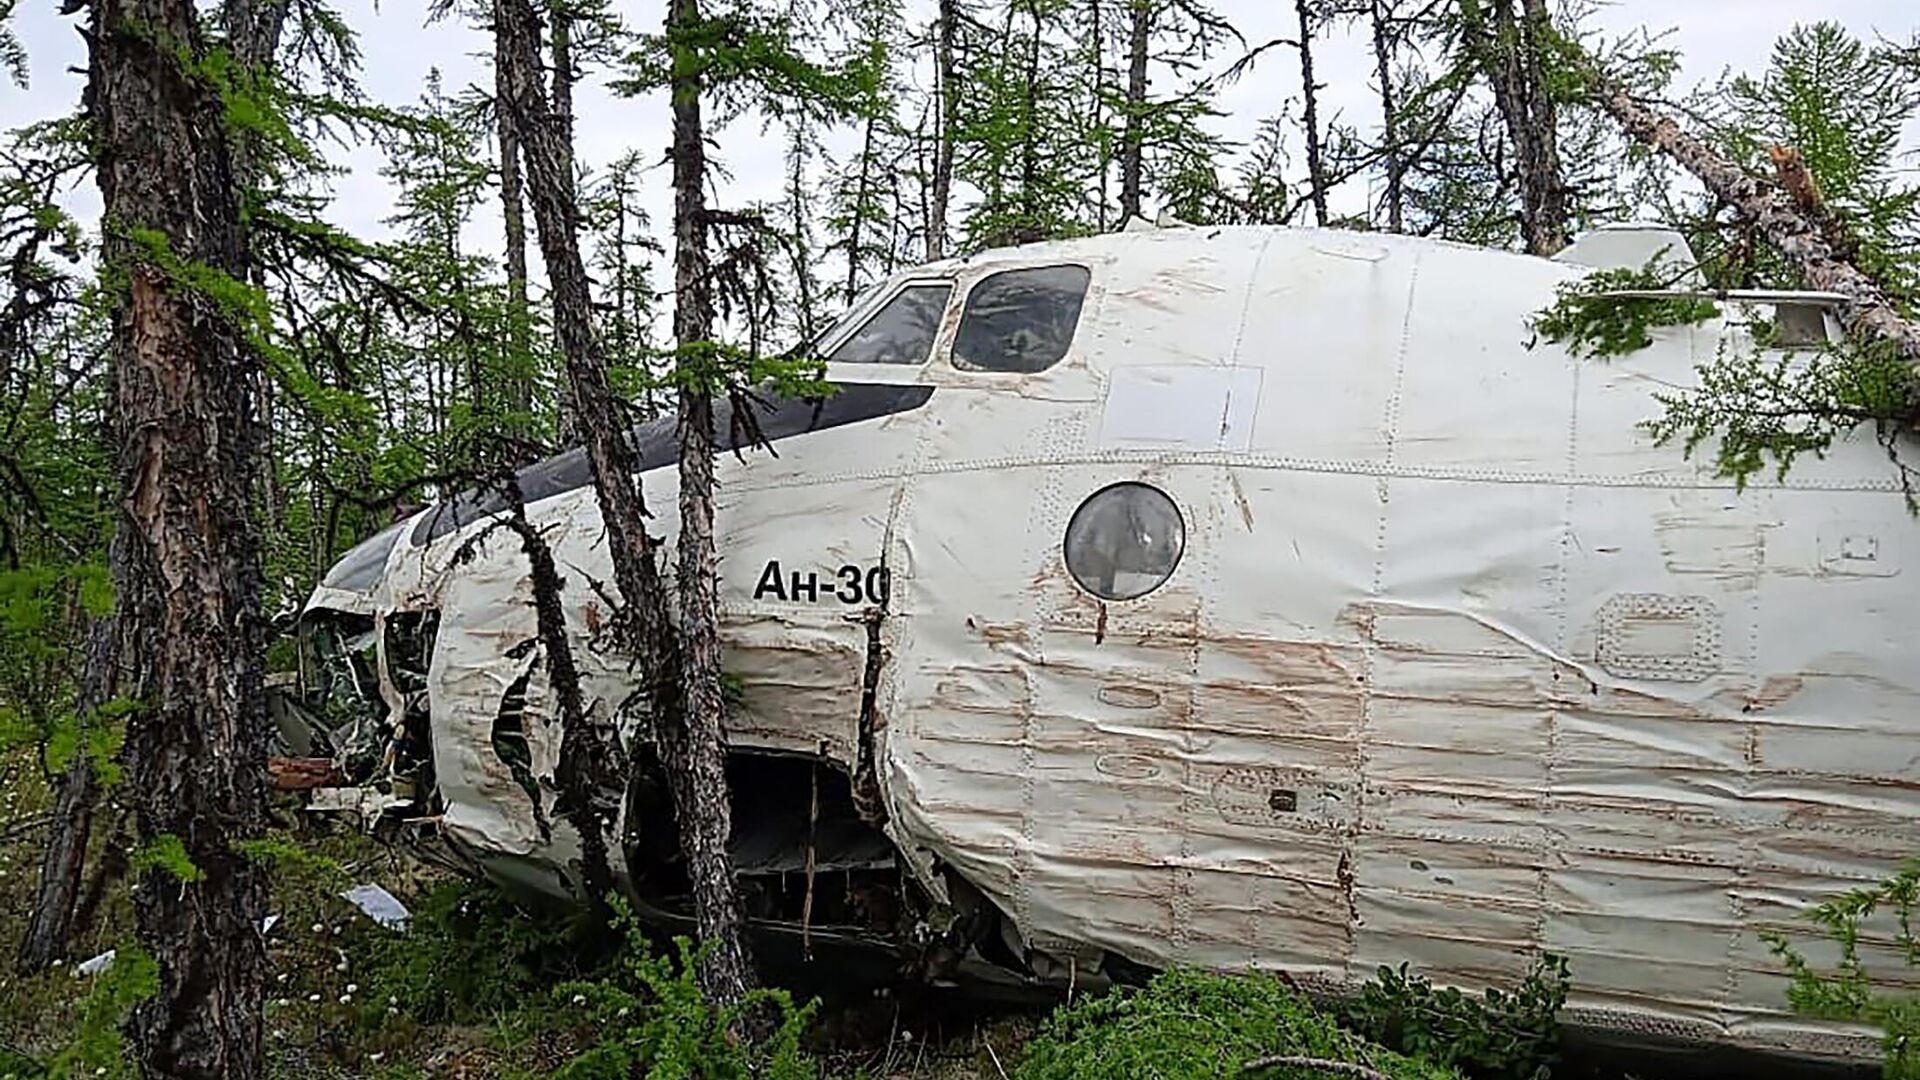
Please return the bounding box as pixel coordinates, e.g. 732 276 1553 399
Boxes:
927 0 957 260
550 0 579 444
786 124 820 345
1464 0 1566 254
1118 0 1150 222
1296 0 1328 226
1016 0 1043 241
494 0 640 907
17 617 116 972
496 0 755 1006
497 18 532 423
1371 0 1403 232
845 116 876 305
1588 72 1920 374
666 0 756 1008
91 0 271 1077
500 475 616 901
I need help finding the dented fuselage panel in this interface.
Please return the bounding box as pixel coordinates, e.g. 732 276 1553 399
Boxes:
301 224 1920 1066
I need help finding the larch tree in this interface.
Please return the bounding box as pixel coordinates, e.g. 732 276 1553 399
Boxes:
584 149 663 413
7 115 114 976
494 0 647 920
87 0 273 1075
924 0 966 258
497 10 534 426
608 0 871 1002
1456 0 1567 254
1099 0 1234 227
661 0 755 1002
826 0 911 302
953 0 1096 247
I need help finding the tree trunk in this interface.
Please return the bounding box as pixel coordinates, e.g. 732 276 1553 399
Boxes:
1587 71 1920 373
500 474 615 901
1296 0 1328 226
1118 0 1150 223
497 15 533 424
927 0 956 260
494 0 640 908
17 617 116 972
491 0 752 999
845 117 876 305
666 0 756 1007
1464 0 1565 254
550 0 579 444
1371 0 1403 232
1017 0 1043 241
91 0 270 1076
786 124 820 345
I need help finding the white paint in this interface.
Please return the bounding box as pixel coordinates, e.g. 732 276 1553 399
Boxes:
305 223 1920 1066
1096 366 1263 451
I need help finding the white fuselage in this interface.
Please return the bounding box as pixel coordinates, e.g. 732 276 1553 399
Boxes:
308 225 1920 1064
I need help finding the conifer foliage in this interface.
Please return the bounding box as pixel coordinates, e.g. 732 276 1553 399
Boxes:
2 0 1920 1075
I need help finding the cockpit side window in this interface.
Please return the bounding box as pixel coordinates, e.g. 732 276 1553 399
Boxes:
952 265 1092 374
826 283 953 365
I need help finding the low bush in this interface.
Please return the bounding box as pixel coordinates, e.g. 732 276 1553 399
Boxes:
1013 966 1458 1080
359 878 611 1026
1341 955 1568 1080
534 899 820 1080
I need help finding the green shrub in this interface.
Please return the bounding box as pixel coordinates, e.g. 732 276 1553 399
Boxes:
537 899 819 1080
1013 967 1457 1080
1341 956 1569 1080
1764 857 1920 1079
360 879 609 1025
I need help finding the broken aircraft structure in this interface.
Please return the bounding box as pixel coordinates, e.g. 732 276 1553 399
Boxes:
294 222 1919 1069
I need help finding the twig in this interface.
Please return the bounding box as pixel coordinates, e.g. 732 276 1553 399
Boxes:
984 1037 1010 1080
1242 1056 1396 1080
0 813 51 842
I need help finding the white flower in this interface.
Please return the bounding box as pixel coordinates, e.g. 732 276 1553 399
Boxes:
338 994 352 1005
369 1053 384 1063
276 972 288 983
310 923 324 934
308 993 321 1003
571 994 587 1005
334 960 348 972
346 983 358 993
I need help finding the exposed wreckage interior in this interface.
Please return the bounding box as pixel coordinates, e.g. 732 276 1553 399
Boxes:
278 593 1118 997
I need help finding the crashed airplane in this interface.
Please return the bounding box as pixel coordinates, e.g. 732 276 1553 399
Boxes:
294 222 1918 1069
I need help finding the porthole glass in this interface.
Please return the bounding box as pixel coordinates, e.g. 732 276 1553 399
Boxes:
1064 483 1184 601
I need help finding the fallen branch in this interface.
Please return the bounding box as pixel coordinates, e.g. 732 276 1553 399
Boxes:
1582 65 1920 378
0 813 51 842
1241 1055 1397 1080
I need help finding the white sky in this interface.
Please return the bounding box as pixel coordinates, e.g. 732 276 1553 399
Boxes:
4 1 1916 277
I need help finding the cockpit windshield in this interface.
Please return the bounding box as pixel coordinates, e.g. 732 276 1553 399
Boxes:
808 279 889 357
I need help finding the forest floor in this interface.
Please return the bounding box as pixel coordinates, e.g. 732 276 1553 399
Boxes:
0 748 1043 1079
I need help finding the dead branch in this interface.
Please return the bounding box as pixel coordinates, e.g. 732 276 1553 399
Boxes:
1241 1055 1397 1080
1583 64 1920 377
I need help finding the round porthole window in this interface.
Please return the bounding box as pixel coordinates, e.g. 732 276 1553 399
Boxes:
1064 482 1185 601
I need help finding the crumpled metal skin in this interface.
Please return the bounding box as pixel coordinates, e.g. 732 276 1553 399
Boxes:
308 225 1919 1064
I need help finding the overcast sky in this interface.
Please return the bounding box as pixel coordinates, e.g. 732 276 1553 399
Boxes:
4 1 1917 271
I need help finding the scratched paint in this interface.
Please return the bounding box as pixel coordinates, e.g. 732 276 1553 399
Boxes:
304 224 1919 1066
